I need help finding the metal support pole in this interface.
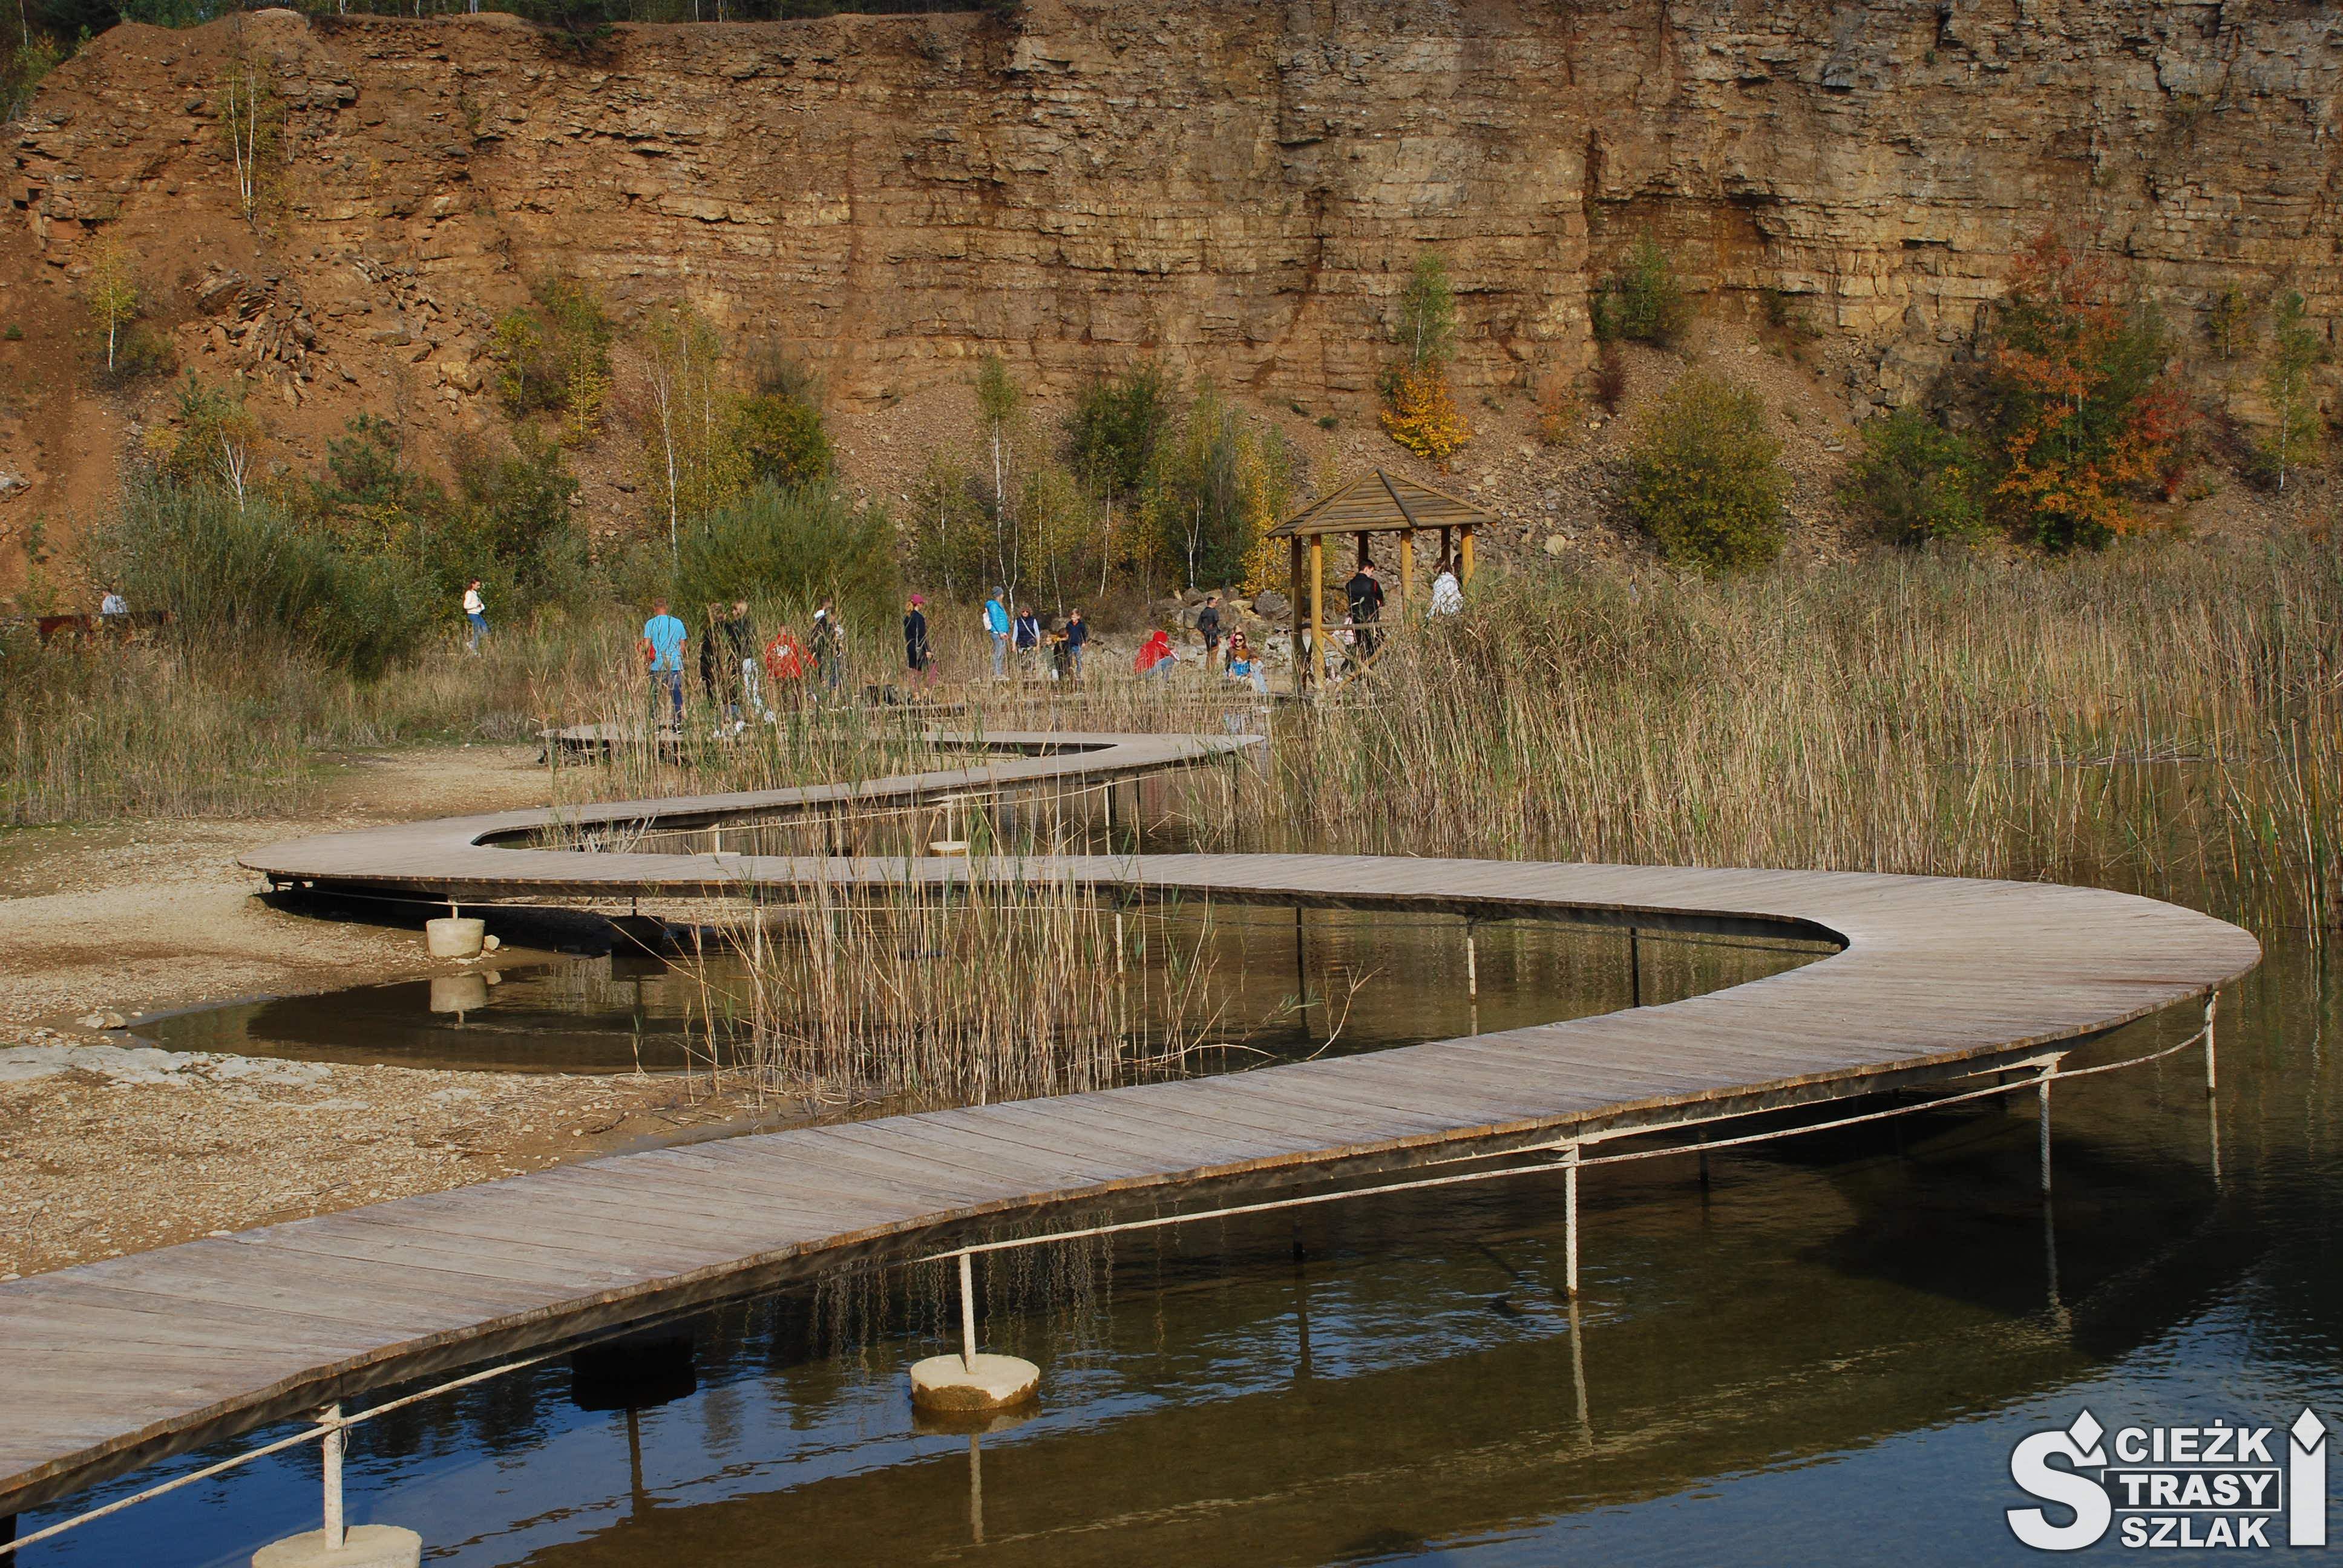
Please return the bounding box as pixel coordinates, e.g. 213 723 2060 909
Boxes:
2037 1070 2053 1195
2203 990 2218 1096
1562 1146 1581 1297
1628 928 1642 1008
958 1252 977 1374
319 1403 346 1551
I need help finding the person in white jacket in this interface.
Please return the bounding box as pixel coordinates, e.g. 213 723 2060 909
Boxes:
1428 567 1464 618
462 580 489 652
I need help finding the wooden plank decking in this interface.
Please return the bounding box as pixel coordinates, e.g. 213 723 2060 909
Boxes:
0 733 2263 1514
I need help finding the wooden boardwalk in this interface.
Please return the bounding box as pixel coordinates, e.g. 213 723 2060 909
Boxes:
0 733 2262 1515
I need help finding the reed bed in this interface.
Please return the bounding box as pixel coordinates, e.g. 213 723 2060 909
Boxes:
691 866 1231 1108
1262 541 2342 933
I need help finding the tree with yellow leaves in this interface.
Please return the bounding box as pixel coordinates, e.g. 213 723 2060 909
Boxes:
85 235 140 375
1380 252 1471 465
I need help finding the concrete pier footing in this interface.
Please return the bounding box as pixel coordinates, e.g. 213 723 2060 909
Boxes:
251 1524 421 1568
909 1353 1040 1413
423 917 485 959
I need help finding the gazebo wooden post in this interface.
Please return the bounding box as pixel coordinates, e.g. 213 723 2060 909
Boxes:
1460 524 1476 587
1289 535 1307 691
1308 535 1326 693
1399 528 1415 619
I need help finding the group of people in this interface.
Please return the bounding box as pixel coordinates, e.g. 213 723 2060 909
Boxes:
637 596 848 731
598 561 1466 730
940 590 1092 685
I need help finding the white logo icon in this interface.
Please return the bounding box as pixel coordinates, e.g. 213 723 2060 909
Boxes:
2008 1406 2329 1550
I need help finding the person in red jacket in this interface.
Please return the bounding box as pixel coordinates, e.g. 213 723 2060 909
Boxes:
1135 628 1177 679
763 623 810 711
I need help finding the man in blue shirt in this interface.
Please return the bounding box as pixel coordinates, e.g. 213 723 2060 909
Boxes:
984 589 1011 681
641 599 689 730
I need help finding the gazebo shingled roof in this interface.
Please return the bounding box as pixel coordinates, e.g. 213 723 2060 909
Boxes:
1265 468 1494 539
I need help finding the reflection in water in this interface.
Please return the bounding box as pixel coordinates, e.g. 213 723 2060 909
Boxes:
24 938 2338 1567
131 914 1823 1083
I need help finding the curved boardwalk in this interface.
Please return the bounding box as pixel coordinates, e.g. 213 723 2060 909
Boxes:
0 734 2261 1515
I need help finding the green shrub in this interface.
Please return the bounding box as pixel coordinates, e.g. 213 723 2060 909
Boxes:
490 276 613 440
1842 410 1989 545
734 391 833 490
1623 373 1788 570
90 481 432 679
675 482 898 627
1064 360 1174 503
1593 237 1689 347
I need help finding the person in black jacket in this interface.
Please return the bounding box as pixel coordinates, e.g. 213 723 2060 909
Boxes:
1196 593 1222 659
903 594 935 687
1345 563 1386 658
1064 609 1090 678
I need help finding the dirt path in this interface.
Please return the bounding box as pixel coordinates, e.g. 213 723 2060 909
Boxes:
0 745 786 1279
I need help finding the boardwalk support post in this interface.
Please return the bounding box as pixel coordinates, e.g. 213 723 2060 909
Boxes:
1464 921 1478 1001
909 1253 1040 1414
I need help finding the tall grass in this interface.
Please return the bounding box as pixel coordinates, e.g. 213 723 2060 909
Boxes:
1260 541 2342 933
10 538 2337 944
0 618 591 824
694 867 1228 1108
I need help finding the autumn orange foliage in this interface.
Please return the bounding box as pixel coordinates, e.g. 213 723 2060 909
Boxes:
1987 229 2189 550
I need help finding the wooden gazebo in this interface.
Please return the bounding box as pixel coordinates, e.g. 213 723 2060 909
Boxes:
1265 468 1493 690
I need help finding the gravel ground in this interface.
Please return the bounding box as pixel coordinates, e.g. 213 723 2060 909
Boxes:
0 743 796 1280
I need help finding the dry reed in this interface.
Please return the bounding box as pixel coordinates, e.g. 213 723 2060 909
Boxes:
692 864 1230 1109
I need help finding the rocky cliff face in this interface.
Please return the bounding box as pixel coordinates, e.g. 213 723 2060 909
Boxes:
4 0 2338 509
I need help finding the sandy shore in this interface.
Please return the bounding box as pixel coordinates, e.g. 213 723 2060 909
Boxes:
0 745 786 1279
